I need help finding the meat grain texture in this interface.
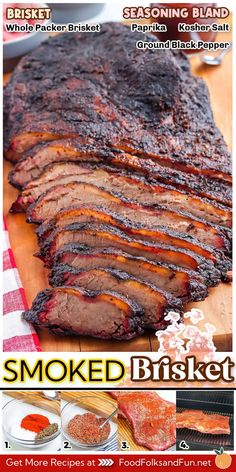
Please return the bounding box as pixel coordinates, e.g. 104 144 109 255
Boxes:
4 23 232 342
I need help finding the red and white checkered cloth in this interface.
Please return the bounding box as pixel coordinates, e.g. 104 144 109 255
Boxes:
3 218 41 352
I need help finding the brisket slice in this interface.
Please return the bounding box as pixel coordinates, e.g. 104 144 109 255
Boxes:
4 25 231 184
12 162 231 229
10 147 231 208
112 153 232 207
27 182 230 255
49 266 183 330
36 207 231 278
39 222 220 286
23 287 144 340
53 247 207 301
117 392 176 450
8 141 109 188
36 206 221 265
176 410 230 435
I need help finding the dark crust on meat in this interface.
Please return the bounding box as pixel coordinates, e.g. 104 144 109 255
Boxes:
35 206 231 279
4 24 231 183
49 265 183 330
38 221 221 286
26 181 231 258
53 245 208 302
11 162 232 233
23 287 145 340
9 152 232 207
4 23 232 342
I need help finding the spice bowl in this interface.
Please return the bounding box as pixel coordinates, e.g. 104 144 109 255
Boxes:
61 396 118 449
2 399 61 449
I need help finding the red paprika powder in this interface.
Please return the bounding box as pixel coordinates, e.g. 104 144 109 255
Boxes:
21 414 50 433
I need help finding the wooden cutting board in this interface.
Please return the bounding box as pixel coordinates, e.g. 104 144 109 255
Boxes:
3 19 232 352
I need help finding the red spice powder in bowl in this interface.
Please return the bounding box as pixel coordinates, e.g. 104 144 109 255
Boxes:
21 414 50 433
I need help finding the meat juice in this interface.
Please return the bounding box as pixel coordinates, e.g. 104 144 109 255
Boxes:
151 3 217 53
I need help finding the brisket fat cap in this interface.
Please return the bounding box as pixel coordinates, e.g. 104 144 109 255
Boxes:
53 246 208 302
23 287 144 340
49 266 183 330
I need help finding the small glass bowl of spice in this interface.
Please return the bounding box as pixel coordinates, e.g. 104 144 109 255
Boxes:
2 399 61 448
61 396 118 449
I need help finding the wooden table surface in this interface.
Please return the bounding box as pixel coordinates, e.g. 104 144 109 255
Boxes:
3 21 232 352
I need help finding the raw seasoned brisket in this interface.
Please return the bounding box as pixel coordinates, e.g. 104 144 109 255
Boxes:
4 22 232 342
23 287 144 340
117 391 176 450
49 266 183 330
176 410 230 435
53 247 207 301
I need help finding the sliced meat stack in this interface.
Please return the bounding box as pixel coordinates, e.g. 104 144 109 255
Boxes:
4 23 232 341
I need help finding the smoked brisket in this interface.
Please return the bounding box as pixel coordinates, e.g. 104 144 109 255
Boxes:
49 266 183 330
4 23 232 342
23 287 144 340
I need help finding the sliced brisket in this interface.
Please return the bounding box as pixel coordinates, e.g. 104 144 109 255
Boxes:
36 207 231 280
26 182 230 256
12 163 231 229
4 23 232 342
49 266 183 330
40 222 220 286
36 206 221 264
112 153 232 207
23 287 144 340
53 247 207 301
